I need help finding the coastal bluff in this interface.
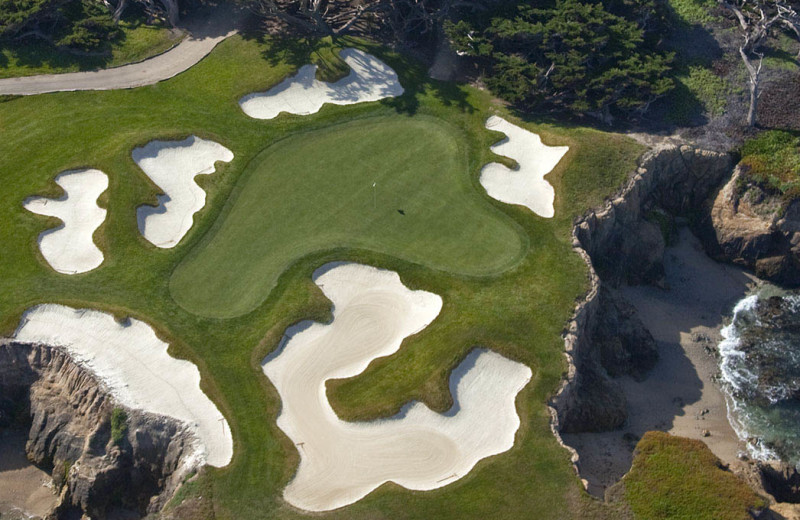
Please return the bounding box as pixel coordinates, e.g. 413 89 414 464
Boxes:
0 340 198 519
550 144 734 436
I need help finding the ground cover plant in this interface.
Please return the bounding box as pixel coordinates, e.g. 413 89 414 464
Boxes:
740 129 800 195
0 33 649 519
622 432 765 520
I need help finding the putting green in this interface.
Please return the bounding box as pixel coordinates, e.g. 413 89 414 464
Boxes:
170 115 527 318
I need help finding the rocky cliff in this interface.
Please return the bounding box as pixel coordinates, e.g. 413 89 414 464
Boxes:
0 340 197 520
697 166 800 286
550 144 734 440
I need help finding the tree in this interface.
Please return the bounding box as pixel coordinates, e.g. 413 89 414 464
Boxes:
0 0 120 49
720 0 800 126
446 0 675 122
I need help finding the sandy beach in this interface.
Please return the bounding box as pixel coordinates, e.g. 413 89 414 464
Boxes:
0 430 56 519
563 227 760 496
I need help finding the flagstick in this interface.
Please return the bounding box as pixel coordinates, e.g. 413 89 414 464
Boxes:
373 181 377 210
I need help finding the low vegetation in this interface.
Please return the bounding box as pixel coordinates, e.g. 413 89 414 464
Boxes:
740 130 800 195
111 407 128 445
623 432 766 520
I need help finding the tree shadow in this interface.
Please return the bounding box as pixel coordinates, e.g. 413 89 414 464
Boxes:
238 29 473 117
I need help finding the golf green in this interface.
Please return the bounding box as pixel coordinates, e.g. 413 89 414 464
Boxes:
170 115 528 318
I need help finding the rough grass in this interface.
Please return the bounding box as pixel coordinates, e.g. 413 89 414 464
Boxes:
170 115 527 318
0 20 182 79
667 0 719 24
0 34 646 519
623 432 766 520
740 130 800 195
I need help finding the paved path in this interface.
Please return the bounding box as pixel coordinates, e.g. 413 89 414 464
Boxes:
0 7 239 96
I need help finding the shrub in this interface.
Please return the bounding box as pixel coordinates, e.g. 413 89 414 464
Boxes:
111 407 128 446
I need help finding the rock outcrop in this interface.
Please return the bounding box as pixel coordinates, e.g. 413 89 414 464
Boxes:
0 340 197 520
759 461 800 504
550 144 734 439
697 166 800 286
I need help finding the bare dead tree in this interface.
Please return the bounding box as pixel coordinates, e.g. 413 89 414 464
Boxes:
248 0 478 40
251 0 388 35
720 0 800 126
104 0 179 26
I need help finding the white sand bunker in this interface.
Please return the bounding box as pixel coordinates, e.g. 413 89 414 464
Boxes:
262 263 532 512
13 304 233 468
134 136 233 248
23 169 108 275
480 115 569 218
239 49 404 120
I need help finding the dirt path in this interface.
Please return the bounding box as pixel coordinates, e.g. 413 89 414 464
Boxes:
0 5 240 96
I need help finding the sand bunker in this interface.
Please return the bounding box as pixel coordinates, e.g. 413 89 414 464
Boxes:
13 304 233 468
134 136 233 248
480 116 569 218
262 263 531 511
23 169 108 274
239 49 404 120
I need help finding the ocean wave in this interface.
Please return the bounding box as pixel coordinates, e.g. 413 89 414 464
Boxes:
718 292 800 465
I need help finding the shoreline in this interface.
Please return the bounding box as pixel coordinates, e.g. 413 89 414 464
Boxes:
563 227 759 496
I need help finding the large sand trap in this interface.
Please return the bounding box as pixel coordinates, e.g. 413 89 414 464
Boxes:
134 136 233 248
23 169 108 275
13 304 233 468
262 263 532 511
480 116 569 218
239 49 404 120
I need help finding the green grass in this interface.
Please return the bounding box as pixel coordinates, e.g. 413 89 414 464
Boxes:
740 130 800 195
623 432 765 520
0 34 647 519
680 65 731 117
310 38 350 82
171 115 527 318
667 0 718 24
0 20 182 79
111 407 128 445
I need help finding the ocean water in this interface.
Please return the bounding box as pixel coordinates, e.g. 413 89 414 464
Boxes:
719 291 800 466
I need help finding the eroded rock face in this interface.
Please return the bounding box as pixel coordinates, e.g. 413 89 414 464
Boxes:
552 145 733 436
698 166 800 286
576 145 733 286
0 341 196 519
759 461 800 503
594 287 658 382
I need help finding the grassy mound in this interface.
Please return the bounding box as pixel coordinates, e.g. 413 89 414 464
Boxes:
171 115 526 318
623 432 765 520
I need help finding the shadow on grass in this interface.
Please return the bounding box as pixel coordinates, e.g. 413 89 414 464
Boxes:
238 30 472 117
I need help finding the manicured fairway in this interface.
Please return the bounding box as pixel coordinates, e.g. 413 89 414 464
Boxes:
171 116 527 318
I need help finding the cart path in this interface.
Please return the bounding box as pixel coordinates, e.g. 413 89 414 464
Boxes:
0 6 240 96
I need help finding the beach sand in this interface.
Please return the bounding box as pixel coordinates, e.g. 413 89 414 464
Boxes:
0 430 56 519
563 227 760 496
